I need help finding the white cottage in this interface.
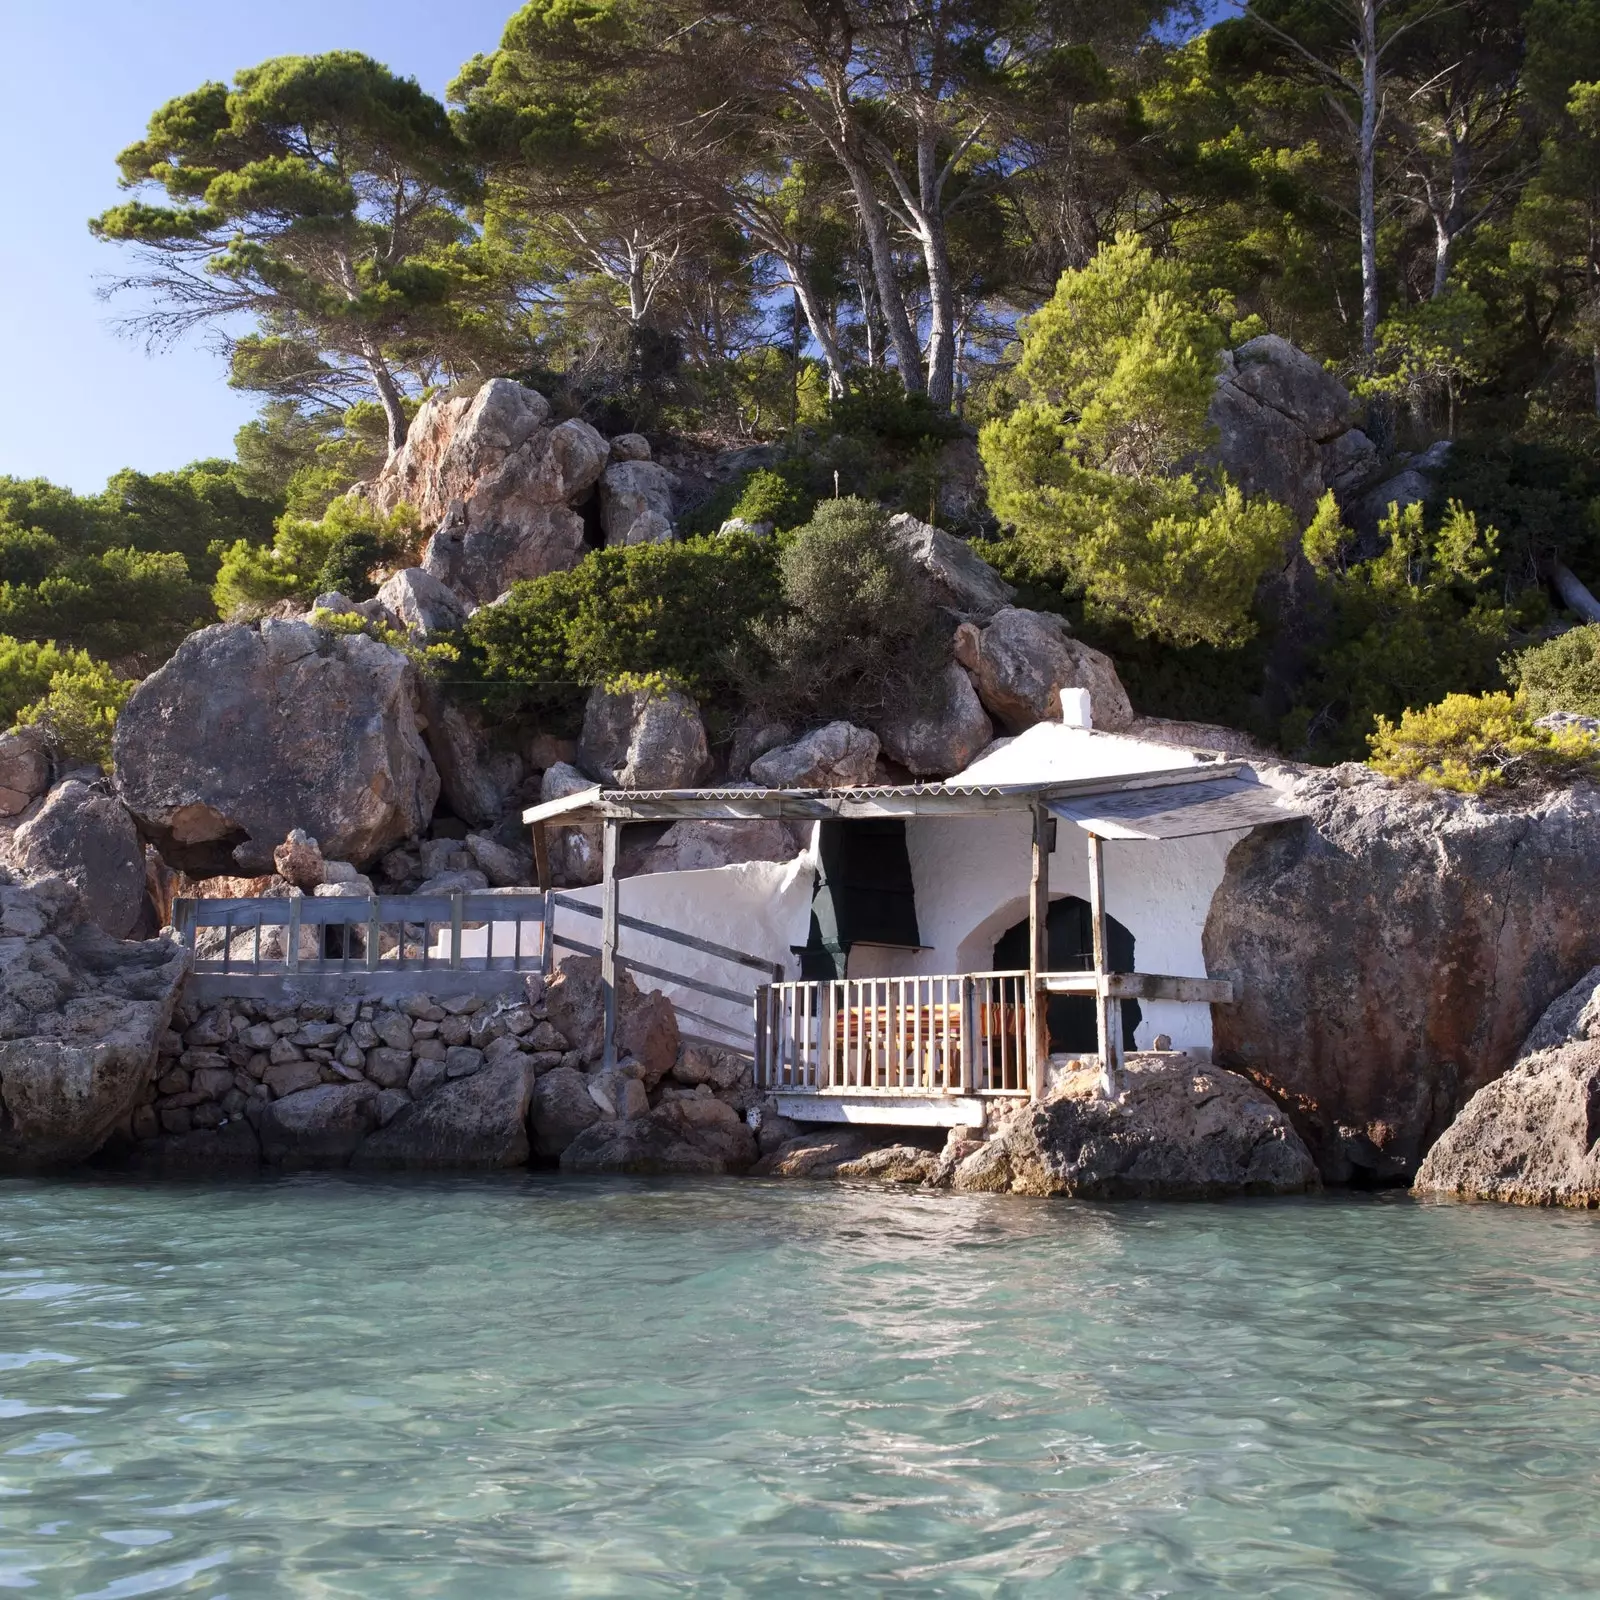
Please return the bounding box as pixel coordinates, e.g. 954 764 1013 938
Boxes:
524 700 1307 1131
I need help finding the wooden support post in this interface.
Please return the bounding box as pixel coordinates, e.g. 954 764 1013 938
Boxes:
286 896 301 975
1027 802 1051 1101
531 821 552 893
601 819 620 1071
1087 831 1122 1098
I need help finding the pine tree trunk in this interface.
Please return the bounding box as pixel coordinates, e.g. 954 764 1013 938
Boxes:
364 350 409 458
916 123 957 410
1358 0 1381 361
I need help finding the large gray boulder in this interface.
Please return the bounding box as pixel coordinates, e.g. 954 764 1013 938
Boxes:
375 567 471 639
0 728 51 818
1205 767 1600 1184
10 780 146 938
1414 968 1600 1206
1208 334 1363 526
529 1064 604 1158
360 379 609 604
748 722 879 789
559 1095 757 1174
419 682 521 829
948 1057 1319 1199
113 619 440 875
254 1082 382 1168
875 662 993 778
0 874 188 1171
954 608 1134 734
886 513 1015 620
577 686 709 790
355 1060 534 1169
600 459 678 545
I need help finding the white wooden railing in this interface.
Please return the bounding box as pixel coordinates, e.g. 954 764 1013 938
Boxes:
754 972 1032 1097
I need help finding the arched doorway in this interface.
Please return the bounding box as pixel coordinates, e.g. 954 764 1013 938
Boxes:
993 898 1141 1053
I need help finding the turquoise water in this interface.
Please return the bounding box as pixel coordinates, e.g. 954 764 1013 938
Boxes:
1 1179 1599 1597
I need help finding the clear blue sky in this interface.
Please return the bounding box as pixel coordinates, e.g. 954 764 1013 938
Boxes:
0 1 515 493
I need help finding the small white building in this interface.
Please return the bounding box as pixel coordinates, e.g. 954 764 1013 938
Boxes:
526 703 1306 1129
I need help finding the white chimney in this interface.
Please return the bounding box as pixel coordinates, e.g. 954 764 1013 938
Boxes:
1060 687 1093 729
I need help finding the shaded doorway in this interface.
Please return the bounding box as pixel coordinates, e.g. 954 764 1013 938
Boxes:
993 897 1141 1053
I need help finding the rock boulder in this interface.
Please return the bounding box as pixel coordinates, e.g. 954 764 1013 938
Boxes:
577 686 709 790
887 513 1015 620
529 1064 604 1158
0 728 51 818
355 1060 534 1169
748 722 879 789
1205 768 1600 1184
600 459 678 545
114 619 439 875
875 661 993 777
361 379 609 603
544 954 679 1080
254 1082 382 1168
375 567 471 639
948 1057 1319 1198
559 1096 757 1174
954 608 1134 734
10 780 146 939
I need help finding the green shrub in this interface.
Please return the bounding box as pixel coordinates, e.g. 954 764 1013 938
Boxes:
829 371 963 446
979 235 1292 648
739 497 948 727
1285 500 1515 760
213 498 419 617
731 469 808 529
14 658 132 768
0 638 86 728
1506 624 1600 718
461 532 784 730
1368 691 1600 794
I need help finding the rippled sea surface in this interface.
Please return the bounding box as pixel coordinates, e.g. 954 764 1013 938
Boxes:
1 1177 1598 1597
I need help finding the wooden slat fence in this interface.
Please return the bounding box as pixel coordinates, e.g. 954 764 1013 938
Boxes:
754 972 1031 1097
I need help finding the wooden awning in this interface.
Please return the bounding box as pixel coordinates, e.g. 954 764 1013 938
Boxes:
1046 774 1309 840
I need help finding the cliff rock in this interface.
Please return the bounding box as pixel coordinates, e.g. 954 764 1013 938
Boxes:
887 513 1015 620
559 1095 757 1174
1205 768 1600 1183
748 722 880 789
375 567 470 640
113 618 440 875
0 729 51 818
10 780 146 939
355 1059 534 1169
601 459 678 545
0 874 188 1171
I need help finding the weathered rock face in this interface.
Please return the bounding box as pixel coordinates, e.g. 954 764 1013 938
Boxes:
1205 769 1600 1184
1208 334 1367 526
375 567 470 640
256 1082 381 1168
610 433 652 463
1413 1041 1600 1207
529 1064 603 1158
954 608 1134 734
355 1060 534 1169
362 379 609 604
875 661 994 777
577 687 709 790
600 459 678 545
748 722 880 789
887 513 1015 620
10 781 146 939
0 728 51 818
419 682 522 829
950 1057 1319 1199
0 874 188 1171
540 761 602 886
113 619 440 875
1346 440 1452 544
632 818 804 876
560 1095 757 1174
1414 968 1600 1206
543 954 679 1079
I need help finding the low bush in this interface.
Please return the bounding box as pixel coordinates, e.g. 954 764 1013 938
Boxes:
14 658 132 768
213 498 420 617
1368 691 1600 794
1506 624 1600 719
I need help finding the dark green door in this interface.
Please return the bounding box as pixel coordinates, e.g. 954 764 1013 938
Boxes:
992 898 1141 1053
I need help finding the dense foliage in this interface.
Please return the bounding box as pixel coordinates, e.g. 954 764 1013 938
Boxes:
1507 623 1600 716
1369 691 1600 792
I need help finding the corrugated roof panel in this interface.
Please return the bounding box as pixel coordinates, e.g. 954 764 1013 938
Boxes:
1048 777 1309 840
